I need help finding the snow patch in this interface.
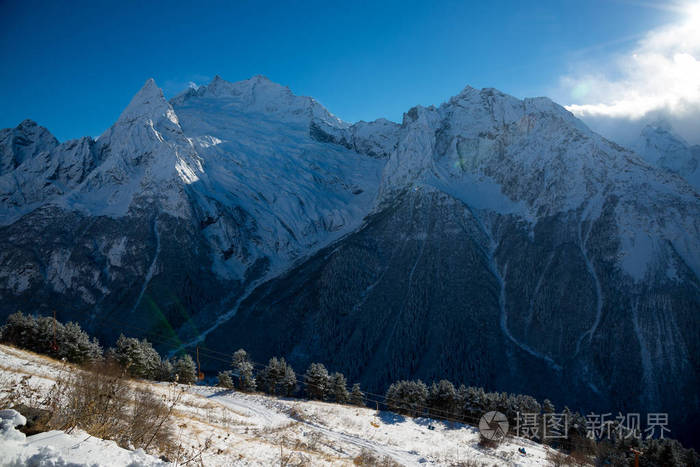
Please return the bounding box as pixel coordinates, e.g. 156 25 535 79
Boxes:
107 237 128 267
129 217 161 314
0 409 166 466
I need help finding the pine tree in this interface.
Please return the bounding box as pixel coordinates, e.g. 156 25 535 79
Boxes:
427 379 457 419
155 358 174 382
60 321 102 363
217 370 234 389
463 386 486 420
386 380 428 417
109 334 161 379
0 311 38 350
543 398 555 414
281 362 297 396
174 354 197 384
0 312 101 364
304 363 329 400
350 383 365 407
328 372 349 404
258 357 287 395
455 384 468 421
231 349 256 392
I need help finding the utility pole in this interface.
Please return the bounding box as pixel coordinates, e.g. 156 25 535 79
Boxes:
630 447 643 467
196 346 204 381
51 310 58 352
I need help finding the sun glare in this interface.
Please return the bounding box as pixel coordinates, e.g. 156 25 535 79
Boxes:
688 1 700 23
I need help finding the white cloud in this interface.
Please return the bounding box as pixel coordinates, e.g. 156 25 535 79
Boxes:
560 1 700 144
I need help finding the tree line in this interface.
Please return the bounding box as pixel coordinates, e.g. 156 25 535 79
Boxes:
0 312 198 384
217 350 365 407
2 311 698 465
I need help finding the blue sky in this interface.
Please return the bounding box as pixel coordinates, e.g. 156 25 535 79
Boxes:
0 0 689 142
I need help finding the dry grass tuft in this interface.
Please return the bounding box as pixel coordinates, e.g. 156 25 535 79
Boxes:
35 360 187 459
352 448 401 466
546 449 591 466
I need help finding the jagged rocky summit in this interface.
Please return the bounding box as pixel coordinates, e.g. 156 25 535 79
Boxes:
1 76 698 446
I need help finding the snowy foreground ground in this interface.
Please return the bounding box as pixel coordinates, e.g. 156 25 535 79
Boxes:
0 345 570 466
1 408 167 466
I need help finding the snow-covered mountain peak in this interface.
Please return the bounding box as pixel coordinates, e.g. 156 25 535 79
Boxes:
202 74 291 101
639 122 689 152
446 86 581 128
3 119 58 145
172 75 346 129
455 84 478 97
634 121 699 190
116 78 179 127
0 119 59 176
16 119 41 131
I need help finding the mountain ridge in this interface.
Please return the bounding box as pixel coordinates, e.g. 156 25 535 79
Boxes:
1 75 698 447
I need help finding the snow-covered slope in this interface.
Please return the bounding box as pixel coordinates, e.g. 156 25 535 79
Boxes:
0 76 698 449
0 76 387 342
0 345 571 466
633 121 700 191
170 75 385 279
379 86 700 281
1 409 167 467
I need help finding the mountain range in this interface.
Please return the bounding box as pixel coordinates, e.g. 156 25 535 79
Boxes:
1 75 698 446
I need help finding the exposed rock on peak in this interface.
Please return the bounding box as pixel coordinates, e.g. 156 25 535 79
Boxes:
0 120 59 175
1 77 698 449
173 75 346 129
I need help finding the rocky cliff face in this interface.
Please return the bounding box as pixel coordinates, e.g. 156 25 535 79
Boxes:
1 76 698 444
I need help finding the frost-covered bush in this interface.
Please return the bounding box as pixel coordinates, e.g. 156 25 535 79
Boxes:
0 311 102 364
353 448 401 466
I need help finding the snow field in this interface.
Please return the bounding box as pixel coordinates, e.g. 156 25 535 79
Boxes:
0 344 577 465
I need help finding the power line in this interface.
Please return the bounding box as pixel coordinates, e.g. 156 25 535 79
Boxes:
18 309 527 426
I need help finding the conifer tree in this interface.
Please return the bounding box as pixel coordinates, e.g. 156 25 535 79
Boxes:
174 354 197 384
281 362 297 396
385 380 428 417
0 311 101 363
304 363 329 400
231 349 256 392
110 334 161 379
60 321 102 363
155 357 175 382
258 357 287 395
350 383 365 407
327 372 349 404
427 379 457 418
217 370 234 389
